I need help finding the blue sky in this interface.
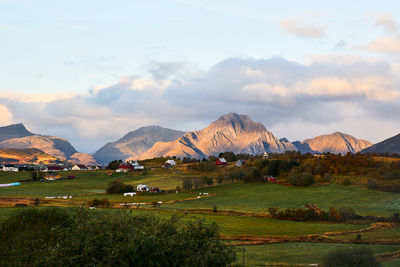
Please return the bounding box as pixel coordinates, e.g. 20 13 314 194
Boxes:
1 0 400 152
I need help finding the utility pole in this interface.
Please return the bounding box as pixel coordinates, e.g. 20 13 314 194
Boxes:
237 248 246 267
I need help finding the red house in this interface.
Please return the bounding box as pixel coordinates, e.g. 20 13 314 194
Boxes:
47 166 64 171
215 158 227 166
265 176 277 182
117 163 135 172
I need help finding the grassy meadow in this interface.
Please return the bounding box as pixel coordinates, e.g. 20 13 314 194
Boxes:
1 156 400 266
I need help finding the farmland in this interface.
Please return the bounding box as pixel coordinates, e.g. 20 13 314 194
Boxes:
1 155 400 266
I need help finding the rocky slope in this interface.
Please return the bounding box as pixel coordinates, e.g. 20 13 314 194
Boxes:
361 133 400 154
297 132 372 154
138 113 295 160
93 126 186 164
0 123 34 142
68 152 98 166
0 135 77 161
0 148 58 164
0 123 80 162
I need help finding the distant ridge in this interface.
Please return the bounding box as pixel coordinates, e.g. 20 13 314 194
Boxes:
93 125 186 164
296 132 372 154
362 133 400 154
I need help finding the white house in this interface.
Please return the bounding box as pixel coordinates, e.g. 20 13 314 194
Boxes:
124 192 136 196
134 165 144 171
2 164 19 172
165 159 176 166
71 164 87 171
263 152 269 159
131 161 140 167
235 160 245 167
137 184 149 192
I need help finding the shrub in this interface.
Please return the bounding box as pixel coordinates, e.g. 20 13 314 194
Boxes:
106 180 134 193
87 198 111 208
367 179 378 189
0 208 236 266
323 248 382 267
182 177 193 191
287 172 314 186
107 160 123 170
343 177 352 186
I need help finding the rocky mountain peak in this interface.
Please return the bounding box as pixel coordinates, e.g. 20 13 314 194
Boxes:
0 123 34 142
210 113 267 133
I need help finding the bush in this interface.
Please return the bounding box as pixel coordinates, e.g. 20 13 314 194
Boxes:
367 179 378 189
343 177 352 186
195 162 216 172
106 180 134 193
323 247 382 267
107 160 123 170
287 172 314 186
87 198 111 208
0 208 236 266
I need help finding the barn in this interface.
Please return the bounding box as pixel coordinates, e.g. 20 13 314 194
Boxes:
215 158 227 166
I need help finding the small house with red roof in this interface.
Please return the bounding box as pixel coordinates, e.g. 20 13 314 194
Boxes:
215 158 227 166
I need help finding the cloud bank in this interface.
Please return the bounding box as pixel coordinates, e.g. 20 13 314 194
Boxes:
1 56 400 152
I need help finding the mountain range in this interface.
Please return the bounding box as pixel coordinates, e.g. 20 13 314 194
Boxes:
0 123 95 164
2 113 400 164
137 113 371 159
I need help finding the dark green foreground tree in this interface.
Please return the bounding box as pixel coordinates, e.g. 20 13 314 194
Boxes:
0 208 236 266
323 247 382 267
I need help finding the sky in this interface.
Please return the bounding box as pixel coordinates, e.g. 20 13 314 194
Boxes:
1 0 400 153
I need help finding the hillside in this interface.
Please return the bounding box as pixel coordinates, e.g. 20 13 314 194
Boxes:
0 147 58 163
362 133 400 154
299 132 372 154
94 126 186 164
0 135 77 161
0 123 34 142
139 113 295 159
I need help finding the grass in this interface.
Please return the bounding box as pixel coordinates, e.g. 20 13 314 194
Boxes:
185 212 366 237
335 226 400 241
238 243 400 266
0 169 188 197
0 167 213 197
166 182 400 216
0 207 367 237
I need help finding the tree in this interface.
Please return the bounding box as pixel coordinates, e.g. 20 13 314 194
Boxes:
0 208 236 266
33 198 40 207
323 248 382 267
182 178 193 191
107 160 123 170
287 172 314 186
106 180 134 193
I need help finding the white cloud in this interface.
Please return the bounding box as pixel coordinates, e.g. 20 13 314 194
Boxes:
365 36 400 54
279 18 325 38
0 104 12 125
1 57 400 151
373 13 398 33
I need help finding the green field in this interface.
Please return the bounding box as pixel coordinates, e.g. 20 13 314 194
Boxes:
335 226 400 241
2 166 400 266
165 183 400 216
237 243 400 266
0 169 189 197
